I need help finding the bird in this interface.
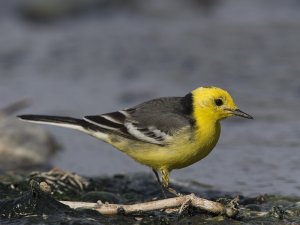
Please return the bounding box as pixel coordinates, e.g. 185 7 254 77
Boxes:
18 86 253 196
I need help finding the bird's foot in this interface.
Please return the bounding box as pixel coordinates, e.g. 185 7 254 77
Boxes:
166 186 182 197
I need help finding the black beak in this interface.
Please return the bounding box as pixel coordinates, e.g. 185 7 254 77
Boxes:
228 109 253 119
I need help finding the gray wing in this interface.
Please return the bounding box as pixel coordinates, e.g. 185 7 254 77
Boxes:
83 97 193 145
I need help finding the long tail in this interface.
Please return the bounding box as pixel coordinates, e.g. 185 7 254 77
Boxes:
17 115 108 138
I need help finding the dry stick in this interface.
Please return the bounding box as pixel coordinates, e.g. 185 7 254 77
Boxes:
61 194 239 217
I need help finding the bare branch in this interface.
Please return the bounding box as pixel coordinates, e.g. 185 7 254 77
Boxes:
61 193 239 217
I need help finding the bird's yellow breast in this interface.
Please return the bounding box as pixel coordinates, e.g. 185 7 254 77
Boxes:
108 116 221 172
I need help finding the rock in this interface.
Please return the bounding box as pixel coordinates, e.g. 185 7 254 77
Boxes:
0 101 61 172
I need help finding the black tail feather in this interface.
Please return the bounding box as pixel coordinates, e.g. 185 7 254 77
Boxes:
17 114 107 133
17 114 84 126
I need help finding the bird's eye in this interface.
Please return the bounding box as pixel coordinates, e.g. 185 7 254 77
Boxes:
215 98 223 106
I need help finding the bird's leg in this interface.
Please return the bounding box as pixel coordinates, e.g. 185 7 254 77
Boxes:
152 168 161 185
161 169 181 197
152 168 166 198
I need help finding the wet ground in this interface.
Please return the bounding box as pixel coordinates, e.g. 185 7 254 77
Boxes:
1 170 300 225
0 0 300 200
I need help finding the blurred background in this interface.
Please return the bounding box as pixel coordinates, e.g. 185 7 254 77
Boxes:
0 0 299 196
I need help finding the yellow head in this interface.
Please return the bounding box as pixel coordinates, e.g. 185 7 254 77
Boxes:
191 86 253 121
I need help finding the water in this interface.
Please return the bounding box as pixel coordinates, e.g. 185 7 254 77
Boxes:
0 0 300 196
